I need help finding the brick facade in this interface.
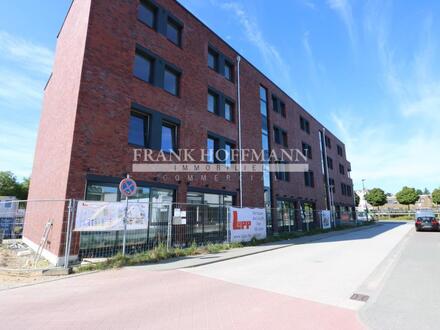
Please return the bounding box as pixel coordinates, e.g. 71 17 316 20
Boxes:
25 0 354 264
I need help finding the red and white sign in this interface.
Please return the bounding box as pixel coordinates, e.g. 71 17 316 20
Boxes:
229 207 266 243
119 177 137 197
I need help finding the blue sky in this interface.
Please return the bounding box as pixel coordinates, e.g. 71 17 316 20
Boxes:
0 0 439 194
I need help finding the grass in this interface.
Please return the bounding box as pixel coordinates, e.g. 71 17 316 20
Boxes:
74 221 375 273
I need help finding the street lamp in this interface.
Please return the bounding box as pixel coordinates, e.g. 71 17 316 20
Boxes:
362 179 369 221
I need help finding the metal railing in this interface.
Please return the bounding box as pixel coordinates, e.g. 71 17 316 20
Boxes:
0 199 365 270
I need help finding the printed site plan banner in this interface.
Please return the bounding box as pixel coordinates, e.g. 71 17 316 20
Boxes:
229 207 267 243
321 210 331 229
75 201 149 231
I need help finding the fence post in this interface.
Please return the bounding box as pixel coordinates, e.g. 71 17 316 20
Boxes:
226 207 230 243
64 199 73 269
166 202 172 250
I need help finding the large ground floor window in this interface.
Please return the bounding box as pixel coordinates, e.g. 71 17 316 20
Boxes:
80 182 174 258
276 200 297 232
184 191 233 244
300 202 316 230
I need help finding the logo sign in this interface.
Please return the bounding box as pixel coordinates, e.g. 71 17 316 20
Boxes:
119 177 137 197
229 207 266 243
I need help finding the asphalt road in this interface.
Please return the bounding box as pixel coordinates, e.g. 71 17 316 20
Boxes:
0 222 416 329
360 227 440 330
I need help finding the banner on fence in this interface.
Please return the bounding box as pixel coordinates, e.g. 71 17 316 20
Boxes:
228 207 266 243
321 210 331 229
75 201 149 231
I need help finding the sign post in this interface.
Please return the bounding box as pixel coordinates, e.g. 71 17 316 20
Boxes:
119 175 137 256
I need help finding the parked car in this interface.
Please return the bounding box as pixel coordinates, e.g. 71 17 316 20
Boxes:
357 211 375 222
415 210 438 231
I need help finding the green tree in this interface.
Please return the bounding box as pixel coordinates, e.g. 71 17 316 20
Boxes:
396 186 419 210
16 177 30 200
0 171 29 199
416 189 423 196
355 193 360 207
432 188 440 206
423 188 430 195
0 171 19 196
365 188 388 210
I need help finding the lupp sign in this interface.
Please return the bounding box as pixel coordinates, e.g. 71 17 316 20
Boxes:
119 177 137 197
229 207 266 243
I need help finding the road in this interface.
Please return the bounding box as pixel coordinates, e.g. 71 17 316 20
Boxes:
0 222 423 329
360 228 440 330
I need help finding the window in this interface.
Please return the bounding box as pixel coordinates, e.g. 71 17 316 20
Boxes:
134 52 153 83
329 178 335 192
302 142 312 159
274 127 281 144
166 17 182 46
337 145 344 156
273 126 287 146
304 171 314 187
339 164 345 175
164 67 179 95
138 1 156 28
208 48 219 70
272 96 279 113
86 183 118 202
207 91 218 114
282 131 288 147
327 156 333 170
224 61 233 81
280 102 286 117
225 100 233 121
161 123 177 152
207 137 216 163
341 183 347 196
325 136 332 148
3 200 12 208
300 116 310 134
129 112 149 146
225 143 233 166
275 162 289 181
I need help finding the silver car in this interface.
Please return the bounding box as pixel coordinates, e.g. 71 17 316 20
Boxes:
415 210 438 231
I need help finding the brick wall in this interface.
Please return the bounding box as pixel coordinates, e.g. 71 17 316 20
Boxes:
25 0 354 260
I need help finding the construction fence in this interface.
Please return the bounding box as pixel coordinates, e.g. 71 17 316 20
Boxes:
0 199 363 269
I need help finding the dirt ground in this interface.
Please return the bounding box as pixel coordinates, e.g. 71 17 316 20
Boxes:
0 240 59 290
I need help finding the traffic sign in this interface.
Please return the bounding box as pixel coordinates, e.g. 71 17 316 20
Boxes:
119 177 137 197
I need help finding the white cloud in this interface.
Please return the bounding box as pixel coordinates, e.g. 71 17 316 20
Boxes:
0 69 44 108
0 121 37 179
327 0 356 48
331 3 440 193
219 1 296 93
0 31 53 75
302 0 316 10
0 31 52 177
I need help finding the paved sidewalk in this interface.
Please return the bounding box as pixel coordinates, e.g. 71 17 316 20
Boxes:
135 224 380 271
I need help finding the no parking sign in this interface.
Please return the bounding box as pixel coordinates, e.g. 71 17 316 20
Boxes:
119 177 137 197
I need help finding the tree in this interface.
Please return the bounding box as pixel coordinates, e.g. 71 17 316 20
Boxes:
355 193 360 207
16 177 30 200
0 171 30 200
0 171 19 196
432 188 440 206
424 188 430 195
365 188 388 210
396 186 419 210
416 189 423 196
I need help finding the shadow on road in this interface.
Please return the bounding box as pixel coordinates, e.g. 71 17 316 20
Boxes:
305 222 411 244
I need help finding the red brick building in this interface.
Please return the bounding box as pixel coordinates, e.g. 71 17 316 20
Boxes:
24 0 354 265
